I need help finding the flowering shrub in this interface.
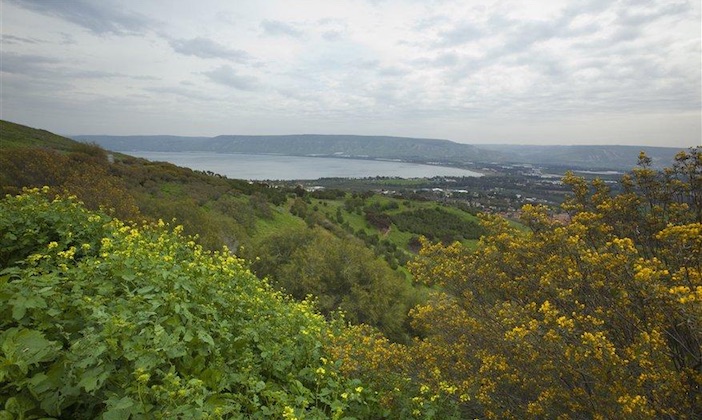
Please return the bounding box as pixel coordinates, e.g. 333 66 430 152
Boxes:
328 149 701 419
0 188 380 418
401 149 702 418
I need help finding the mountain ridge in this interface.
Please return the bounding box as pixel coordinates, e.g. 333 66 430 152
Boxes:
72 132 687 170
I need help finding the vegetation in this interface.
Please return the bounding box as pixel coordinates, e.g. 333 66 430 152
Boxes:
0 120 432 342
331 149 702 418
243 226 416 343
389 207 484 243
0 188 383 418
0 144 140 221
1 120 700 418
0 120 79 150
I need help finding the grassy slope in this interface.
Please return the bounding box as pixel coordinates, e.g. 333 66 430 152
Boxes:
1 118 486 259
312 194 482 253
255 206 306 237
1 120 80 150
0 119 501 346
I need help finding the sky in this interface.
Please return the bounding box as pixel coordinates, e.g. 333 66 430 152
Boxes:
1 0 700 147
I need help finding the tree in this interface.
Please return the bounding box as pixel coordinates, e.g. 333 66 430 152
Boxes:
403 148 702 418
245 226 415 342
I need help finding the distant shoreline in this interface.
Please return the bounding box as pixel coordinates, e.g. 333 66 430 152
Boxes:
123 151 485 181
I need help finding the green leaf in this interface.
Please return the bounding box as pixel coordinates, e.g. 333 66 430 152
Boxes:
102 396 135 420
118 269 135 282
28 372 53 394
197 331 214 347
136 285 154 294
253 381 266 392
0 328 60 373
4 395 36 415
78 365 111 392
11 304 26 321
10 294 47 320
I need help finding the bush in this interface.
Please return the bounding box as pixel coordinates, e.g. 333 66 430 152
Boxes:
390 207 484 243
0 188 382 418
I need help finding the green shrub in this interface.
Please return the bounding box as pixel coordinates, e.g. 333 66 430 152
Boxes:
0 188 381 418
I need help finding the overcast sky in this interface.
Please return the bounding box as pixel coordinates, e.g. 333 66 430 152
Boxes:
1 0 700 147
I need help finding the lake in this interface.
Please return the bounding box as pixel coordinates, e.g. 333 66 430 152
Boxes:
126 151 483 180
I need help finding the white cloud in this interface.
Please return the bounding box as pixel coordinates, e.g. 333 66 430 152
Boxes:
5 0 154 35
169 37 252 61
260 20 303 37
203 65 261 91
1 0 699 147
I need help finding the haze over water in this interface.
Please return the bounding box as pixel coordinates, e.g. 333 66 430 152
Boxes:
128 151 483 180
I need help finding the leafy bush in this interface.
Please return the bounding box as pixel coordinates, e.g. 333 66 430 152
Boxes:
364 210 392 231
402 150 702 418
0 147 139 220
245 226 414 343
327 149 701 419
390 207 484 243
0 188 382 419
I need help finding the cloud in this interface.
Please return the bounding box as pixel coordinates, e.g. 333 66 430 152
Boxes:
377 66 409 77
169 37 252 62
143 86 216 101
203 65 260 91
0 52 61 75
436 22 484 47
322 30 343 41
6 0 153 35
413 52 461 69
261 20 303 37
0 52 158 83
617 1 691 26
1 0 698 146
1 34 42 45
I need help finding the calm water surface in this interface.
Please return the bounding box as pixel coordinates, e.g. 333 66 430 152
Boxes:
127 151 483 180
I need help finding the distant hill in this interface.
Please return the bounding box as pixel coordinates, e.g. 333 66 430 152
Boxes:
72 134 500 164
477 144 685 170
73 133 687 170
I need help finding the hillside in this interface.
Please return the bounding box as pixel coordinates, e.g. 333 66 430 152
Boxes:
1 190 381 418
2 120 701 417
73 133 499 164
0 120 80 150
1 120 479 341
73 132 687 170
477 144 684 169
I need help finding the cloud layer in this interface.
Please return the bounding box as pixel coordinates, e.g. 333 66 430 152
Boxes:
2 0 700 147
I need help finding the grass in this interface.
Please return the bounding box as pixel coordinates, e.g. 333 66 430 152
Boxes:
308 195 485 256
255 203 306 237
0 120 80 151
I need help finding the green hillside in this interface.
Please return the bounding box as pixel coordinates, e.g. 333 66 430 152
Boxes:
0 189 382 418
1 120 700 417
0 120 460 342
0 120 81 150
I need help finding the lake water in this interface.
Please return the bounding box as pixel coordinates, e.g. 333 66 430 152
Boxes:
126 151 483 180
